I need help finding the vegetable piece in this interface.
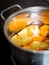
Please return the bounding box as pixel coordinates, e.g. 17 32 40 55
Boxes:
18 27 27 37
22 45 31 50
18 26 33 45
26 26 33 37
8 17 31 32
26 25 35 37
29 41 41 50
21 36 33 45
32 35 43 42
39 25 49 38
38 42 49 50
45 40 49 44
40 17 49 24
11 34 23 46
39 11 49 24
29 41 49 50
15 13 29 19
8 20 16 32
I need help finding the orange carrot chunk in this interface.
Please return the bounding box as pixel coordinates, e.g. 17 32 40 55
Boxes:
8 17 31 32
39 25 49 38
32 35 43 42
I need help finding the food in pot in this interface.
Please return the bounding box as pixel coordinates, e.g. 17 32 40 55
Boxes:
8 12 49 50
8 12 31 32
39 11 49 24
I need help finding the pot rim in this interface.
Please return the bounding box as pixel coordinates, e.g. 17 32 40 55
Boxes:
3 6 49 54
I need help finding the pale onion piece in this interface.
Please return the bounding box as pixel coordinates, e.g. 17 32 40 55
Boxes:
18 27 27 37
18 26 33 45
21 35 33 45
11 34 23 46
39 42 49 50
18 25 36 37
30 41 41 50
30 41 49 50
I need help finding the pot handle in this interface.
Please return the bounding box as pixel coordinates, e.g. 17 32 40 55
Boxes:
0 4 22 21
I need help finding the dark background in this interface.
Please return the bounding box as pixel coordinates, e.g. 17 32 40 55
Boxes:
0 0 49 65
0 0 49 12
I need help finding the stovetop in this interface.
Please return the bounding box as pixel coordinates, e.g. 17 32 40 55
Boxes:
0 0 49 65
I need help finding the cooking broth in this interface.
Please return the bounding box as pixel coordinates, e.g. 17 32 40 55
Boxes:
7 11 49 50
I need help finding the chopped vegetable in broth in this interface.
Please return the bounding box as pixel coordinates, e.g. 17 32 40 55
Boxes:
7 12 49 50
